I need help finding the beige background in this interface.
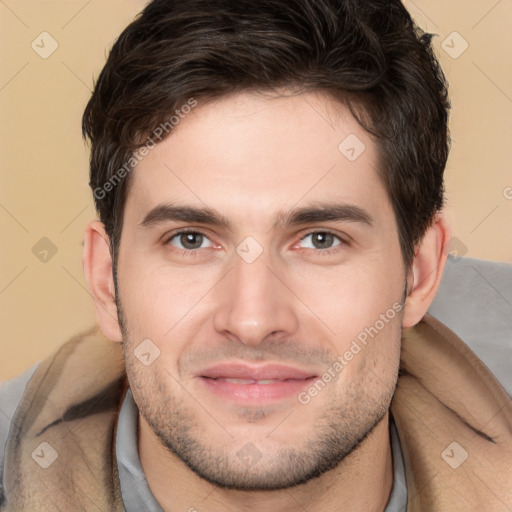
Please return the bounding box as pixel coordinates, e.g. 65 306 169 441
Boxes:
1 0 511 380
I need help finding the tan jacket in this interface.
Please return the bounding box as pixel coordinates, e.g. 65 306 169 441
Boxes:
1 315 511 511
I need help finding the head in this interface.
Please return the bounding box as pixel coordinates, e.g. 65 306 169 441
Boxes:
82 0 450 491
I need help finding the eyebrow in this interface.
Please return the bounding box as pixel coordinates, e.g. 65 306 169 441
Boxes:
275 203 373 229
138 202 374 230
139 204 234 230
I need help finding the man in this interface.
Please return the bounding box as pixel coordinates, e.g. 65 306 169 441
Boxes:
1 0 511 510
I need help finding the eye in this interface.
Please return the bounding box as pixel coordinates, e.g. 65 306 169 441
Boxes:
299 231 343 250
167 231 213 250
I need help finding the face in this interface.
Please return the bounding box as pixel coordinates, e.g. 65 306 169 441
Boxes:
115 90 405 490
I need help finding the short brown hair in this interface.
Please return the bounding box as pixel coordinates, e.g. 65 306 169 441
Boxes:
82 0 450 270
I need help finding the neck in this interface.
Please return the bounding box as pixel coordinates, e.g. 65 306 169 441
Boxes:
139 412 394 512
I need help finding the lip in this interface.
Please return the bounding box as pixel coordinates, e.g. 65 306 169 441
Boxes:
198 362 317 381
197 362 318 404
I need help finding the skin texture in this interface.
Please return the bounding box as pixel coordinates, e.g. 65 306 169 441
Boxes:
83 90 449 512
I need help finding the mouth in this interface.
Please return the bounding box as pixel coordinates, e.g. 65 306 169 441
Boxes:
197 362 318 404
209 377 308 384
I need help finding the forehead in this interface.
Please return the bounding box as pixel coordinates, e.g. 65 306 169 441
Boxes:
124 90 389 225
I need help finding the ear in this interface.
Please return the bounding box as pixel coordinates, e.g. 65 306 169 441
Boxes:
82 220 123 341
402 213 451 329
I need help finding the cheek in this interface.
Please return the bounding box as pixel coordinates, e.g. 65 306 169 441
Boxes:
117 255 214 334
290 259 404 338
288 254 404 385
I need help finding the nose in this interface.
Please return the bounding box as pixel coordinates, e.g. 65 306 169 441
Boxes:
212 249 299 346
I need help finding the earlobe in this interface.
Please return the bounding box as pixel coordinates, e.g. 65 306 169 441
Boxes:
82 220 123 341
402 213 451 329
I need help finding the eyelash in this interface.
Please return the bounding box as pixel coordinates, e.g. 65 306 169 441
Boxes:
164 228 348 257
